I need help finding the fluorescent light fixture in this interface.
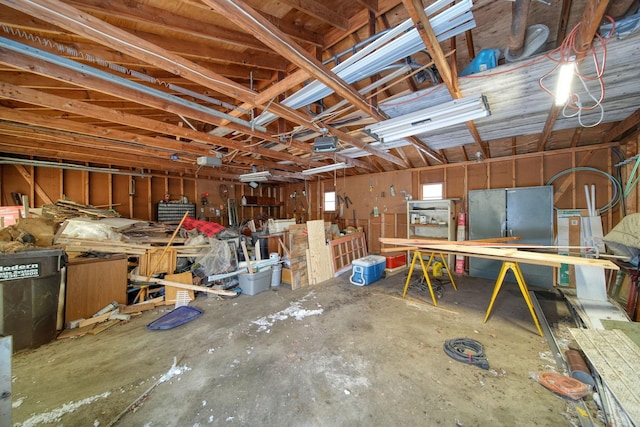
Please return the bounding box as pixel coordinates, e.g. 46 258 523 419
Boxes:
555 60 575 106
248 181 259 189
301 162 352 175
253 0 476 126
365 94 490 142
239 171 271 182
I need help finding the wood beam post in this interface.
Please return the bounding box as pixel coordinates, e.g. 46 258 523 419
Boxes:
401 0 489 160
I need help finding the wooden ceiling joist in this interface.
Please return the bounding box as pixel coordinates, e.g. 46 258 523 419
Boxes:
401 0 489 160
0 0 636 178
276 0 349 31
202 0 409 168
0 0 320 132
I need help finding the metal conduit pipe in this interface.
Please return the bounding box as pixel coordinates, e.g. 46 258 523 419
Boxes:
508 0 531 59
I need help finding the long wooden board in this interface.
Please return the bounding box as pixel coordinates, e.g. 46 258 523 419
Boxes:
130 274 237 296
379 238 618 270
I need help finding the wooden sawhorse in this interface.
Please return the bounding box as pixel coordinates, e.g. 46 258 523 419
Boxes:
402 251 457 306
483 261 543 336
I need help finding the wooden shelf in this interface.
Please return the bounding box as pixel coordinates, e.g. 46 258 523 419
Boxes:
408 235 448 240
409 223 448 227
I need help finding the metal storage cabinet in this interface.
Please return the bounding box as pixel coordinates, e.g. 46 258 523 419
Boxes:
156 202 196 223
468 186 554 288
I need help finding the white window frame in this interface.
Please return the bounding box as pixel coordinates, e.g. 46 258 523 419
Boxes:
422 183 443 200
324 190 337 211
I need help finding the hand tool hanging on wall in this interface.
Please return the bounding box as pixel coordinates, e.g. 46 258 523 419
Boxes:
336 194 344 218
343 194 352 208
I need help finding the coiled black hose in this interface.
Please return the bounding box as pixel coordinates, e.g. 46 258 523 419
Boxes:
443 338 489 370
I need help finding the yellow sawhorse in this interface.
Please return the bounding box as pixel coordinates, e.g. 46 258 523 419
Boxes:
402 251 457 306
483 261 544 336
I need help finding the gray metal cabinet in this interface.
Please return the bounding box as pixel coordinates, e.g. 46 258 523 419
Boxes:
468 186 554 288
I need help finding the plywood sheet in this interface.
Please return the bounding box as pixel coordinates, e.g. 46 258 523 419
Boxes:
306 220 333 284
516 157 543 188
569 328 640 425
489 159 513 189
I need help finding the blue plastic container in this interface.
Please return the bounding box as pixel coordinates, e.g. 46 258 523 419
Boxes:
460 48 501 77
350 255 386 286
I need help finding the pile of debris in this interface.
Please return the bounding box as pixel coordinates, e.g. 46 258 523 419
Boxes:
41 199 120 221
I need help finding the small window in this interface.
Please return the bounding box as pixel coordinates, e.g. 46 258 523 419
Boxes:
324 191 337 211
422 183 443 200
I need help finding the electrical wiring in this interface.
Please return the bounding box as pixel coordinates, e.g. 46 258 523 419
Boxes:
537 371 591 400
538 16 615 126
545 167 622 213
559 74 605 128
443 338 489 370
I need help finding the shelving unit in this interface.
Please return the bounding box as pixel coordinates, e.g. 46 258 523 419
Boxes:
239 192 282 223
407 199 456 267
407 199 455 241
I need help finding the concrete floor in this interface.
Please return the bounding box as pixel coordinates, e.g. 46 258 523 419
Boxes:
10 271 581 426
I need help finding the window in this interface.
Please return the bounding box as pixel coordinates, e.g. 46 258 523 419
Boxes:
422 183 443 200
324 191 336 211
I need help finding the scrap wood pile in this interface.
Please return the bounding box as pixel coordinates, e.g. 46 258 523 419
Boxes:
58 272 238 339
58 300 136 339
42 199 120 221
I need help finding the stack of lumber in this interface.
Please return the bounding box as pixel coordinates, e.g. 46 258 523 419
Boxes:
42 199 120 220
53 216 204 256
56 236 207 256
379 238 619 270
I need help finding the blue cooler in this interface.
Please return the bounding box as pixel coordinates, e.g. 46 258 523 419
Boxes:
350 255 386 286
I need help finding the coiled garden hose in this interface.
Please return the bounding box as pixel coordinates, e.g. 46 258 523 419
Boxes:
443 338 490 370
545 167 622 213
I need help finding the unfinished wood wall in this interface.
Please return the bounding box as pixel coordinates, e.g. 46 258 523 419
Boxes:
280 145 627 254
2 143 636 250
0 166 257 224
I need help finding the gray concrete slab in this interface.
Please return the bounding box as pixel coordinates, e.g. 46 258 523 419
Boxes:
11 273 577 426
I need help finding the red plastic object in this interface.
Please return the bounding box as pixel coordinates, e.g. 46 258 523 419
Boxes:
385 253 407 269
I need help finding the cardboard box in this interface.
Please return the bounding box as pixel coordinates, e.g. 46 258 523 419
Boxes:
281 267 292 285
